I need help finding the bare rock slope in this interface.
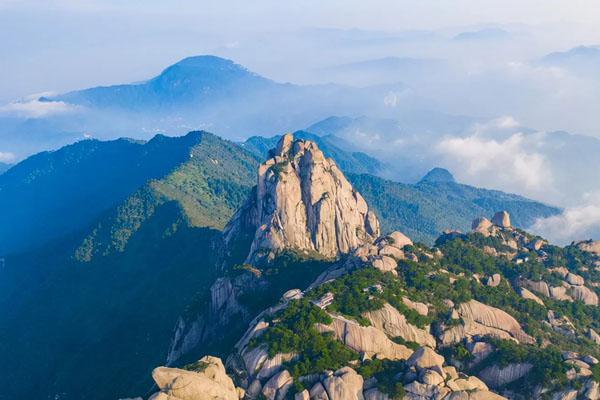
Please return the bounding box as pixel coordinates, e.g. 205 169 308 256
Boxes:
225 133 380 264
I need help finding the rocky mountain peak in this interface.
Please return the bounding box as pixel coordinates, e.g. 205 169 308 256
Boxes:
225 133 380 265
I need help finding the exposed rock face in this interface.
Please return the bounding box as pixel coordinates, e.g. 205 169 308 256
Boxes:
316 314 413 360
566 273 585 286
363 303 436 347
322 367 364 400
262 370 293 400
150 356 241 400
520 288 544 305
407 346 445 375
472 217 493 236
225 134 380 264
487 274 501 287
491 211 511 228
241 345 297 380
570 285 599 305
577 240 600 255
309 382 329 400
440 300 535 345
386 231 413 249
478 363 533 388
402 297 429 316
524 279 550 298
589 329 600 345
467 341 494 365
446 391 507 400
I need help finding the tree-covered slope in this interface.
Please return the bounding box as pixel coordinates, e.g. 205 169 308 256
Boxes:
349 173 560 244
0 204 223 400
0 131 260 400
74 131 258 262
0 133 196 255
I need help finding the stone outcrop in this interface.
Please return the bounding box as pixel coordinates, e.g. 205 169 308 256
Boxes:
224 134 380 264
520 288 544 305
524 279 551 298
407 346 445 375
150 356 242 400
322 367 364 400
402 297 429 316
363 303 436 347
577 240 600 255
487 274 501 287
566 273 585 286
440 300 534 345
570 285 599 305
241 345 297 380
491 211 511 228
478 363 533 388
472 217 493 236
446 392 507 400
262 370 293 400
316 314 413 360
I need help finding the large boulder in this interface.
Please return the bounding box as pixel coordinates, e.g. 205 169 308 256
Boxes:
440 300 535 345
363 388 389 400
577 240 600 255
519 288 544 305
467 341 494 365
151 356 240 400
566 273 585 286
309 382 330 400
363 303 436 348
472 217 493 236
372 256 398 275
316 314 413 360
478 363 533 388
491 211 511 228
525 280 551 298
387 231 413 249
446 392 507 400
262 370 293 400
570 285 599 305
406 346 445 376
322 367 364 400
402 297 429 316
589 329 600 345
550 286 573 301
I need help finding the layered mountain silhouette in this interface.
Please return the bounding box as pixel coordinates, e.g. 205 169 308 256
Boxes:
1 55 413 159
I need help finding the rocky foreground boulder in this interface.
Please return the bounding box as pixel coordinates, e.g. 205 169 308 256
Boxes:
149 356 244 400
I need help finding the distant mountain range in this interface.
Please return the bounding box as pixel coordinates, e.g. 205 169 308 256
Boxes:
1 55 418 160
539 45 600 77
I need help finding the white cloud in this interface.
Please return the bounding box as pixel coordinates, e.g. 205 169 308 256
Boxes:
435 132 551 192
530 191 600 245
0 95 79 118
0 151 16 163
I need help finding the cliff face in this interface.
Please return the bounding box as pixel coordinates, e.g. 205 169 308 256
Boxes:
225 133 380 265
